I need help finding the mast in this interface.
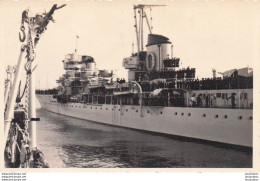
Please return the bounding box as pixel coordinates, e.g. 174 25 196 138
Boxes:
75 35 79 53
4 4 66 168
134 8 140 53
133 4 165 53
144 11 152 34
140 7 144 51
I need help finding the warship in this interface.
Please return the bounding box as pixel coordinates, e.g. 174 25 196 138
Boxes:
37 5 253 147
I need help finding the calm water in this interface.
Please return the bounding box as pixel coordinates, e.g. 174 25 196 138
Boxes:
36 108 252 168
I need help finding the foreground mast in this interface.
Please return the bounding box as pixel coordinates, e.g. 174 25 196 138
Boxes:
4 4 66 168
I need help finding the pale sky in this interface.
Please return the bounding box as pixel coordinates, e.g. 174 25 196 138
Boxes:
1 0 259 89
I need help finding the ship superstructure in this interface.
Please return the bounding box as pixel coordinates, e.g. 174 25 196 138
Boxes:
37 4 253 147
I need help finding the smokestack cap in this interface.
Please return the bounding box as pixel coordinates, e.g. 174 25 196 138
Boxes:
146 34 171 47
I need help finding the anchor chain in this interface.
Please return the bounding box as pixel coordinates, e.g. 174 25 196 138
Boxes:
26 18 36 61
24 17 34 122
24 71 31 122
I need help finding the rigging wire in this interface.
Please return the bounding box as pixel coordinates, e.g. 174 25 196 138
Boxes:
150 7 153 32
19 82 28 101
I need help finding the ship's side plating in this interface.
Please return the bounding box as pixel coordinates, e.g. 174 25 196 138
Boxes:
37 95 252 147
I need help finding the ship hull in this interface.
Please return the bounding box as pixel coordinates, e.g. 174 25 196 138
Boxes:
37 95 252 147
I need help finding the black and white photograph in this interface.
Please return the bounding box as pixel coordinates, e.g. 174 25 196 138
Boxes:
1 0 258 170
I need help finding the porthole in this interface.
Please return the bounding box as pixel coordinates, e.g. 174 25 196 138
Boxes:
181 113 184 116
224 115 228 119
175 112 177 115
203 114 206 117
215 115 218 118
